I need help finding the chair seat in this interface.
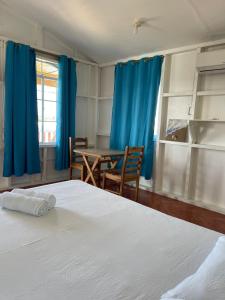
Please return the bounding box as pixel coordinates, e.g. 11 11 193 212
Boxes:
100 157 112 163
104 169 137 182
102 146 144 202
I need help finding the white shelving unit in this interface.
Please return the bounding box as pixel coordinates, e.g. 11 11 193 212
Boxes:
76 63 113 149
190 119 225 123
155 44 225 212
97 131 110 137
98 96 113 100
191 144 225 152
95 65 114 148
77 95 96 99
162 91 193 97
76 63 100 148
159 140 225 152
159 140 189 147
197 90 225 96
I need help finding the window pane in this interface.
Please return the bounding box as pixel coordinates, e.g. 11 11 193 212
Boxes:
37 82 42 99
38 122 43 143
44 78 57 88
36 59 58 79
43 122 56 143
44 101 56 121
41 61 58 78
44 83 57 101
36 60 42 76
37 100 42 122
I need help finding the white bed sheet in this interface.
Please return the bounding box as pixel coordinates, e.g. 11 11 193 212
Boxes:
0 180 222 300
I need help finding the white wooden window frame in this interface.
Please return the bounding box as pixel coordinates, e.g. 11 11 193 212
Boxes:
36 58 58 146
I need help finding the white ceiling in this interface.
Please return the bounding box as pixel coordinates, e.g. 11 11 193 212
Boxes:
2 0 225 63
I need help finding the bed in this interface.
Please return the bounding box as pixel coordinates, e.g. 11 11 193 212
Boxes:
0 180 222 300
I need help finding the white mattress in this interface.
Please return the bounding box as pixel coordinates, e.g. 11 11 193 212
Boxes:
0 180 222 300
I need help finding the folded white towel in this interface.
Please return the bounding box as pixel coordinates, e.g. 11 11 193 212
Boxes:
12 189 56 210
0 192 49 216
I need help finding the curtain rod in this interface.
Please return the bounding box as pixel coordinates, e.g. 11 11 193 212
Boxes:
0 35 98 67
99 37 225 68
3 35 225 69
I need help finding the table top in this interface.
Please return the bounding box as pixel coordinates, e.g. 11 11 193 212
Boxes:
73 148 124 158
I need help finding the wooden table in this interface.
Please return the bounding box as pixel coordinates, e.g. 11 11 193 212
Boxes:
73 148 124 187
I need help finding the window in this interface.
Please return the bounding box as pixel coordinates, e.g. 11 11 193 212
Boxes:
36 56 58 144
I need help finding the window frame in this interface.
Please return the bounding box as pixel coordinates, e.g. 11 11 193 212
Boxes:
36 57 58 146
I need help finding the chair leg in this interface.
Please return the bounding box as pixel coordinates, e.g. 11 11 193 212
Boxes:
119 182 124 196
69 167 72 180
135 178 140 202
102 173 106 190
83 167 87 182
80 167 84 181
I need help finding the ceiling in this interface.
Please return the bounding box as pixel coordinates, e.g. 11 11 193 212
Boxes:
2 0 225 63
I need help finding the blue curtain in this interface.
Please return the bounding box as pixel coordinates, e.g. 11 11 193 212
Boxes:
55 55 77 170
3 41 40 177
110 56 163 179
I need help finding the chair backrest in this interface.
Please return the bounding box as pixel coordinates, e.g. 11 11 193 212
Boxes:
69 137 88 163
121 146 144 180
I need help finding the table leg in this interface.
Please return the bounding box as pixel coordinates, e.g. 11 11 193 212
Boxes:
82 155 100 186
96 162 101 187
110 160 118 169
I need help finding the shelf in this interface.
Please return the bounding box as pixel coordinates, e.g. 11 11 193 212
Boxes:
77 95 96 99
189 119 225 123
197 90 225 96
162 91 193 97
96 132 110 137
191 144 225 152
159 140 189 146
159 140 225 152
98 96 113 100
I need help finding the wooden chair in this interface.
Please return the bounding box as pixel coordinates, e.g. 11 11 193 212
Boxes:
102 146 144 201
69 137 89 180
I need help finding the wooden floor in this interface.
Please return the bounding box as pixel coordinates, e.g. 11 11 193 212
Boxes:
121 185 225 234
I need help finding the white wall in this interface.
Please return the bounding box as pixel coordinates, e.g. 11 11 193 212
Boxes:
97 45 225 214
0 2 90 60
0 2 95 189
1 2 225 215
